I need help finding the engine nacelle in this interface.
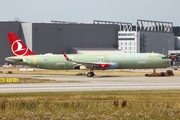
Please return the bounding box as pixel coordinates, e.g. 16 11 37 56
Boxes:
74 65 88 70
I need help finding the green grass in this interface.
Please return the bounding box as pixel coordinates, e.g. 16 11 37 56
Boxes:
0 90 180 119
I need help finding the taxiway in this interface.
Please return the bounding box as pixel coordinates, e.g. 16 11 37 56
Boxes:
0 74 180 93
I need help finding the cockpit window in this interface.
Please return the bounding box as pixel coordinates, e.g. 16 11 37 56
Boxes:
162 57 169 59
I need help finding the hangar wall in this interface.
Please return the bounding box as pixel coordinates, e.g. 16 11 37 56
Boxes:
175 37 180 50
0 22 118 64
32 23 118 54
137 31 174 54
21 23 32 50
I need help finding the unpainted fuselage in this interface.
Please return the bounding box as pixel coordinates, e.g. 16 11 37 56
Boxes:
5 53 171 70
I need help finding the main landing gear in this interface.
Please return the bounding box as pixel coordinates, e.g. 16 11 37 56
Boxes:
87 69 95 77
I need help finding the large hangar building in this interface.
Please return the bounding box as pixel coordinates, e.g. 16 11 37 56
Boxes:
0 19 177 65
95 20 174 54
0 21 118 64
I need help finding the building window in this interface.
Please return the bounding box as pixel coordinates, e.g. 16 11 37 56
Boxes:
118 38 135 40
131 42 135 45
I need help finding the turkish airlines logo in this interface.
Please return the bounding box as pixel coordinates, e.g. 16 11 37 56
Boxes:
11 40 28 56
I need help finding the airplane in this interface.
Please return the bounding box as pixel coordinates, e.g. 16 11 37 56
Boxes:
5 32 171 77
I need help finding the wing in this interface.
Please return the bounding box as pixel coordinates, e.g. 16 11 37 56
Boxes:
62 52 111 69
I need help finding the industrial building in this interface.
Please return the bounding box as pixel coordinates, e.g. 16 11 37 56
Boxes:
0 19 179 65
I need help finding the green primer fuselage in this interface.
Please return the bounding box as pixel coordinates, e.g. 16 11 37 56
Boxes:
6 53 171 70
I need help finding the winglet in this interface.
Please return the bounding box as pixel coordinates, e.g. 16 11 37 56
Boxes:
62 52 71 61
7 32 35 56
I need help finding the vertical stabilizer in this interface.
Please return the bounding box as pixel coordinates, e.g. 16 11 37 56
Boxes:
7 32 35 56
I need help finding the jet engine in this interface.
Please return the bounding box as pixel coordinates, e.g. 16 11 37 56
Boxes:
74 65 88 70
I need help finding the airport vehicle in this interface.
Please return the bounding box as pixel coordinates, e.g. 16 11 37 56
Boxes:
145 70 174 77
5 32 171 77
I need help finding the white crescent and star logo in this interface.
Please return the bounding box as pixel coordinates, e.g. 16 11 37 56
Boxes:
11 40 28 56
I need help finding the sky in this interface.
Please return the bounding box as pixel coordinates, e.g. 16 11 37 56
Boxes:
0 0 179 26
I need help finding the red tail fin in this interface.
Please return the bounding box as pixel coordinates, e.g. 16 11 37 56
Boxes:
7 32 35 56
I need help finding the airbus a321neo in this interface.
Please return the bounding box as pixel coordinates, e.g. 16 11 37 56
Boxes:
5 32 171 77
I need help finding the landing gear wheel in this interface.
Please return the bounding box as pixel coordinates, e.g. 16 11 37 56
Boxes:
87 72 91 77
87 72 95 77
160 72 165 77
145 74 148 76
90 72 95 77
